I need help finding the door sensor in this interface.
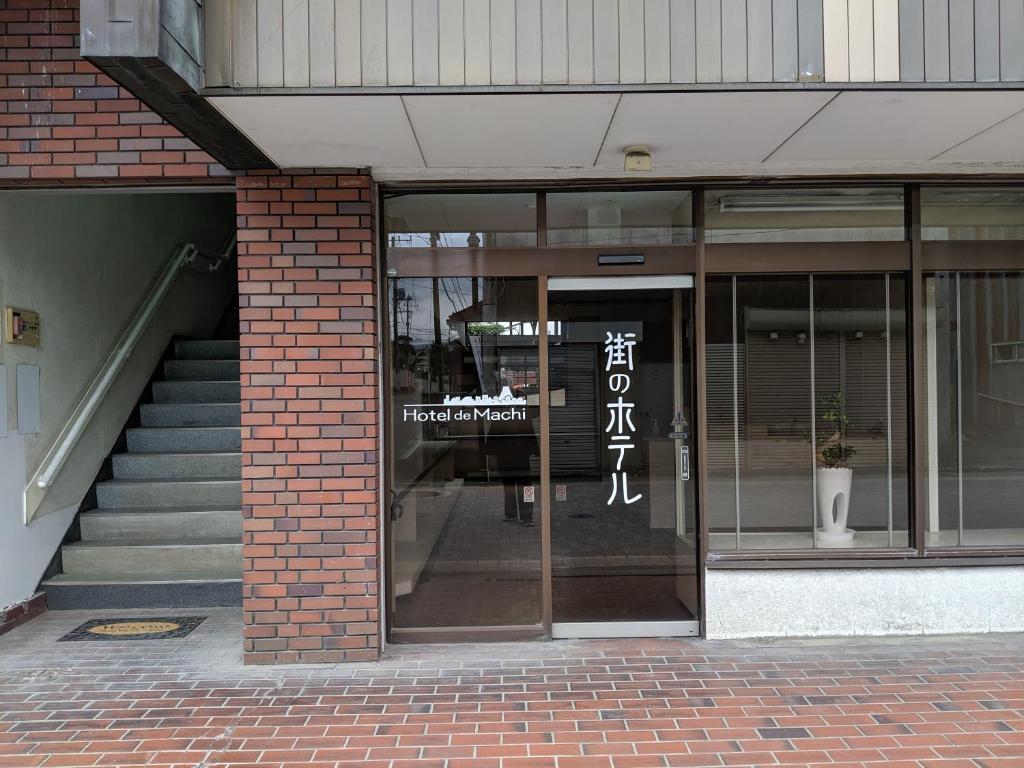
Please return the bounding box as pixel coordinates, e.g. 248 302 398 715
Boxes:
598 253 645 265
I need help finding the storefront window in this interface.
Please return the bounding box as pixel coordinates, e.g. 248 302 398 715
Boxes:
385 193 537 248
925 272 1024 546
706 187 905 243
388 277 542 629
922 187 1024 240
706 273 909 550
546 190 693 246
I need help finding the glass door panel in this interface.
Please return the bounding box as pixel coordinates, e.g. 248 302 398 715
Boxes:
546 278 699 635
387 277 543 635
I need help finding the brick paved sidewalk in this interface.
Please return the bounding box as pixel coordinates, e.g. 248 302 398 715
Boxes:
1 609 1022 767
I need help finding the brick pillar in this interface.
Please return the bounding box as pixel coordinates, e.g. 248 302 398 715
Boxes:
236 170 380 664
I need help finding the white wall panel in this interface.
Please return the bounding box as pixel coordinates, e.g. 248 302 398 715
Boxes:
542 0 570 82
619 0 646 82
873 0 900 81
308 0 337 86
282 0 310 86
823 0 850 81
491 0 517 83
336 0 363 85
361 0 388 85
256 0 284 86
465 0 492 84
387 0 414 85
413 0 441 85
438 0 465 85
232 0 258 86
848 0 875 81
517 0 544 83
644 0 671 82
594 0 621 82
567 0 596 82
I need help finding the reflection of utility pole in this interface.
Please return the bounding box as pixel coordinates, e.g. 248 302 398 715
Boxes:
432 278 442 393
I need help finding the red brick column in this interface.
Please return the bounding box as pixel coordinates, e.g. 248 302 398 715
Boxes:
236 170 380 664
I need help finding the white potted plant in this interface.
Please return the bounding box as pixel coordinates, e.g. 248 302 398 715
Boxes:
814 391 857 547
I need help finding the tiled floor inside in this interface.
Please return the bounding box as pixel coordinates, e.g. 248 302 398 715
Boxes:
2 609 1023 766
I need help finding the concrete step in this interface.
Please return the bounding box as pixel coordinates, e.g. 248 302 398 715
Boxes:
42 575 242 609
174 339 240 360
152 380 240 404
60 539 242 578
164 359 239 380
80 507 241 540
96 478 241 508
61 540 241 577
127 426 241 453
139 402 240 427
111 451 241 480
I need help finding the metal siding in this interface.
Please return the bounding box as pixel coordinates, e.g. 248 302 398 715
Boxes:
491 0 518 83
899 0 925 81
542 0 570 83
336 0 362 85
465 0 492 84
387 0 415 85
204 0 233 86
1001 0 1024 80
256 0 284 86
772 0 799 81
568 0 596 82
823 0 850 82
360 0 388 85
517 0 544 83
232 0 259 86
438 0 465 85
308 0 336 86
797 0 825 80
696 0 722 82
594 0 621 81
948 0 974 81
721 0 748 82
645 0 671 82
847 0 875 81
975 0 1000 81
619 0 647 83
282 0 310 87
873 0 900 80
670 0 697 82
747 0 774 82
923 0 950 81
413 0 441 85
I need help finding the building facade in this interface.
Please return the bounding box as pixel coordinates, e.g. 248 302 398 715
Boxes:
3 0 1024 664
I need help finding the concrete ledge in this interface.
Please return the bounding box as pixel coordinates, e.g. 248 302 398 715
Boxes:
0 593 47 637
706 566 1024 638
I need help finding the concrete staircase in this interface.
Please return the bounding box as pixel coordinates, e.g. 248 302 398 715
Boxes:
43 339 242 608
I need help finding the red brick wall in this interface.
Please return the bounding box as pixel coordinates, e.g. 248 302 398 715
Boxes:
0 0 227 185
236 170 381 665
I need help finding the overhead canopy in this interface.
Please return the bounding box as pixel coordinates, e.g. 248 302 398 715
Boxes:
209 90 1024 180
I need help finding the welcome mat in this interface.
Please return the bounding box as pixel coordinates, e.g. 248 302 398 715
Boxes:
59 616 206 642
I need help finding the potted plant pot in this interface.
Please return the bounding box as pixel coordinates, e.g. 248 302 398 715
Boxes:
815 466 854 547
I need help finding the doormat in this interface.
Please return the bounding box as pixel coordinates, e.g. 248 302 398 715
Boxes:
58 616 206 642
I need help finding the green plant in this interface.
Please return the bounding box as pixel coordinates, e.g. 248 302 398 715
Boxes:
815 391 857 469
467 322 505 336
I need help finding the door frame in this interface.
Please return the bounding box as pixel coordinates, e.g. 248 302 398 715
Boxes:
544 275 701 639
383 243 705 642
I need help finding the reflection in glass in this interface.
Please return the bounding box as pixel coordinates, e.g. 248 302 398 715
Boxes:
925 272 1024 546
922 187 1024 240
706 274 909 550
384 193 537 248
547 288 698 622
546 190 693 245
705 187 905 243
388 277 542 629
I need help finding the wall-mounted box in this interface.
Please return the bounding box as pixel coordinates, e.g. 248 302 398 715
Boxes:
4 307 40 347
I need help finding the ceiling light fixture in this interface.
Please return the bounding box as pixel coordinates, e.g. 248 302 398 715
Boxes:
624 145 652 172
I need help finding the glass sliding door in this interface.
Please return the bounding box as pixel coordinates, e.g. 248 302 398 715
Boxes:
387 276 543 636
546 277 699 637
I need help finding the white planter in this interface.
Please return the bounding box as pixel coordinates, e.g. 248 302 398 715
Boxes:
815 467 854 545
